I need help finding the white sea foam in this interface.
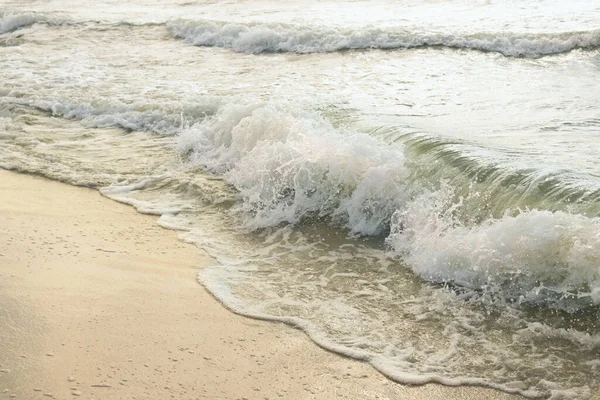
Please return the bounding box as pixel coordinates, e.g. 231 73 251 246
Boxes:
388 187 600 307
6 95 597 397
0 12 41 34
178 100 409 234
168 19 600 57
179 100 600 308
198 265 542 398
4 0 600 396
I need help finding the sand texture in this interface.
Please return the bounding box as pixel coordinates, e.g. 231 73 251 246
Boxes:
0 170 519 400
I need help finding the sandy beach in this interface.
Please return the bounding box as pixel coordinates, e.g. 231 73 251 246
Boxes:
0 170 519 400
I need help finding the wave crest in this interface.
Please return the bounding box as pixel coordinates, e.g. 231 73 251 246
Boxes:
167 19 600 57
177 101 409 234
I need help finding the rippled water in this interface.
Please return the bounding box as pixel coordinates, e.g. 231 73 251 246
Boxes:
2 1 600 398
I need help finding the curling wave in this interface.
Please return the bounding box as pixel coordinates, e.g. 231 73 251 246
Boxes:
167 19 600 57
178 100 600 309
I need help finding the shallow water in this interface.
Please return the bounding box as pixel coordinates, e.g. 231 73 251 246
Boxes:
2 1 600 398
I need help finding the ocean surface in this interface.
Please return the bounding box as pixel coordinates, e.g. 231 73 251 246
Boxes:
2 0 600 398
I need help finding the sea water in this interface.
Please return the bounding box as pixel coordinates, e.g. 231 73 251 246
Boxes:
1 1 600 398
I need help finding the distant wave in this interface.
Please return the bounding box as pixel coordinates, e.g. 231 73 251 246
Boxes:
5 12 598 57
1 97 219 135
168 19 600 57
0 12 42 34
0 11 166 37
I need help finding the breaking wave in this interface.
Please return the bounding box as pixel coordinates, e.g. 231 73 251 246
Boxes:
0 11 42 34
168 19 600 57
5 96 600 310
389 189 600 308
178 100 600 310
177 101 411 235
5 96 600 398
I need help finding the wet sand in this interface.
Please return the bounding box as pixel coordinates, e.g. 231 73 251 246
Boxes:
0 169 520 400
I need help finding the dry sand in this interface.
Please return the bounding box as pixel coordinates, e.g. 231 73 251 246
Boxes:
0 170 520 400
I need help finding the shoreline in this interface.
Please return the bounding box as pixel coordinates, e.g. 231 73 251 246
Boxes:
0 169 519 399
